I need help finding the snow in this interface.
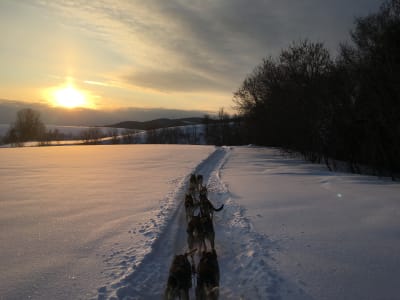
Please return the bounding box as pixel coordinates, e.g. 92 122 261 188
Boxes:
0 145 214 299
0 123 203 146
221 147 400 300
1 145 400 299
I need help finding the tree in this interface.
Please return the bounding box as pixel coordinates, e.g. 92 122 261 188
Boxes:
233 0 400 178
80 127 103 144
234 40 334 157
338 0 400 177
108 128 120 144
5 108 46 145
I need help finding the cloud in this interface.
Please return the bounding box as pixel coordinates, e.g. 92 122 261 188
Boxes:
16 0 383 97
125 68 230 93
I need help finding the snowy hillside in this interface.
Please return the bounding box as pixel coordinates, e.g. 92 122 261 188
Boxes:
1 145 399 300
0 124 127 138
0 123 205 146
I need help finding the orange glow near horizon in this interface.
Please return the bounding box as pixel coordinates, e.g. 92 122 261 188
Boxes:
54 85 85 108
45 80 96 109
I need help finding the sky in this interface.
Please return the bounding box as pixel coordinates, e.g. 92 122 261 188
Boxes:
0 0 382 124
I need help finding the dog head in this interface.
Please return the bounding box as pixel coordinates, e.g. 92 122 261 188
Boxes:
199 250 218 272
168 254 192 291
170 254 189 271
190 173 197 182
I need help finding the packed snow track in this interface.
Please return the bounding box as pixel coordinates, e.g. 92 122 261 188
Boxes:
98 147 280 300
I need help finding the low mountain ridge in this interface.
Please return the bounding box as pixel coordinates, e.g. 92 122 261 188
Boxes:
105 117 204 130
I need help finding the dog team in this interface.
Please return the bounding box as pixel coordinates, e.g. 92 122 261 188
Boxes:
165 173 224 300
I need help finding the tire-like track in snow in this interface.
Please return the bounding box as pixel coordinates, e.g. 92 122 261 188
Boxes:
101 147 282 300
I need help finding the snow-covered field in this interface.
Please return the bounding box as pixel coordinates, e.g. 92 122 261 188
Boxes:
221 147 400 300
0 124 131 147
1 145 399 300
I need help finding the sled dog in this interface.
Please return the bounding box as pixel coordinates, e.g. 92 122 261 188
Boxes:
199 193 224 220
201 214 215 250
196 174 203 191
196 249 220 300
199 185 208 198
184 193 195 223
189 174 198 192
187 214 215 252
187 215 206 252
164 251 195 300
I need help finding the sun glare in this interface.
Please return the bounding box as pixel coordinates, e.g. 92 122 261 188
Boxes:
53 85 87 109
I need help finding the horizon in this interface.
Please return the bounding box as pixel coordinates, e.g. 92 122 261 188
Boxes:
0 99 212 126
1 0 382 124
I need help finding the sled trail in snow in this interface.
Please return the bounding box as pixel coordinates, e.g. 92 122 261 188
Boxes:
99 147 281 300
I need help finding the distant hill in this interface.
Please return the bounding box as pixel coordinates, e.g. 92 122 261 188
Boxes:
105 117 204 130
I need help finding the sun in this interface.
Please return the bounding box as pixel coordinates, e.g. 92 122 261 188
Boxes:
53 85 86 109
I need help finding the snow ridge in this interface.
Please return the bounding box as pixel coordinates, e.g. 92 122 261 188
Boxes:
97 169 190 300
206 148 282 299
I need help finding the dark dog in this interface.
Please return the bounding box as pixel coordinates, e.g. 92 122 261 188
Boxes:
199 193 224 221
199 185 208 199
187 214 215 252
189 173 198 192
196 174 203 191
184 193 195 223
187 215 206 252
201 215 215 250
164 252 194 300
190 173 204 193
196 249 220 300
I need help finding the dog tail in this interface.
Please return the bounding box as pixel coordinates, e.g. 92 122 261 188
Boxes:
212 204 224 212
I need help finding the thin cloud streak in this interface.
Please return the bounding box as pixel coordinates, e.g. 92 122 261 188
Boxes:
29 0 382 94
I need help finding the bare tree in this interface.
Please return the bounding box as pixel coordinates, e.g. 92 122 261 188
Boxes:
80 127 103 144
4 108 46 146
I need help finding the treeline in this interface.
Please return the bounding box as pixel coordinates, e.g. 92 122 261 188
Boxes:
140 109 243 145
233 0 400 179
202 109 243 146
1 108 134 146
146 126 203 144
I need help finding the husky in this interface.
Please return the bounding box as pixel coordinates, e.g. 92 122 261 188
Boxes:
189 174 198 192
199 185 208 199
187 213 216 252
196 174 203 191
196 249 220 300
190 173 204 193
200 214 215 250
184 193 195 223
187 215 206 253
199 193 224 221
164 250 196 300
